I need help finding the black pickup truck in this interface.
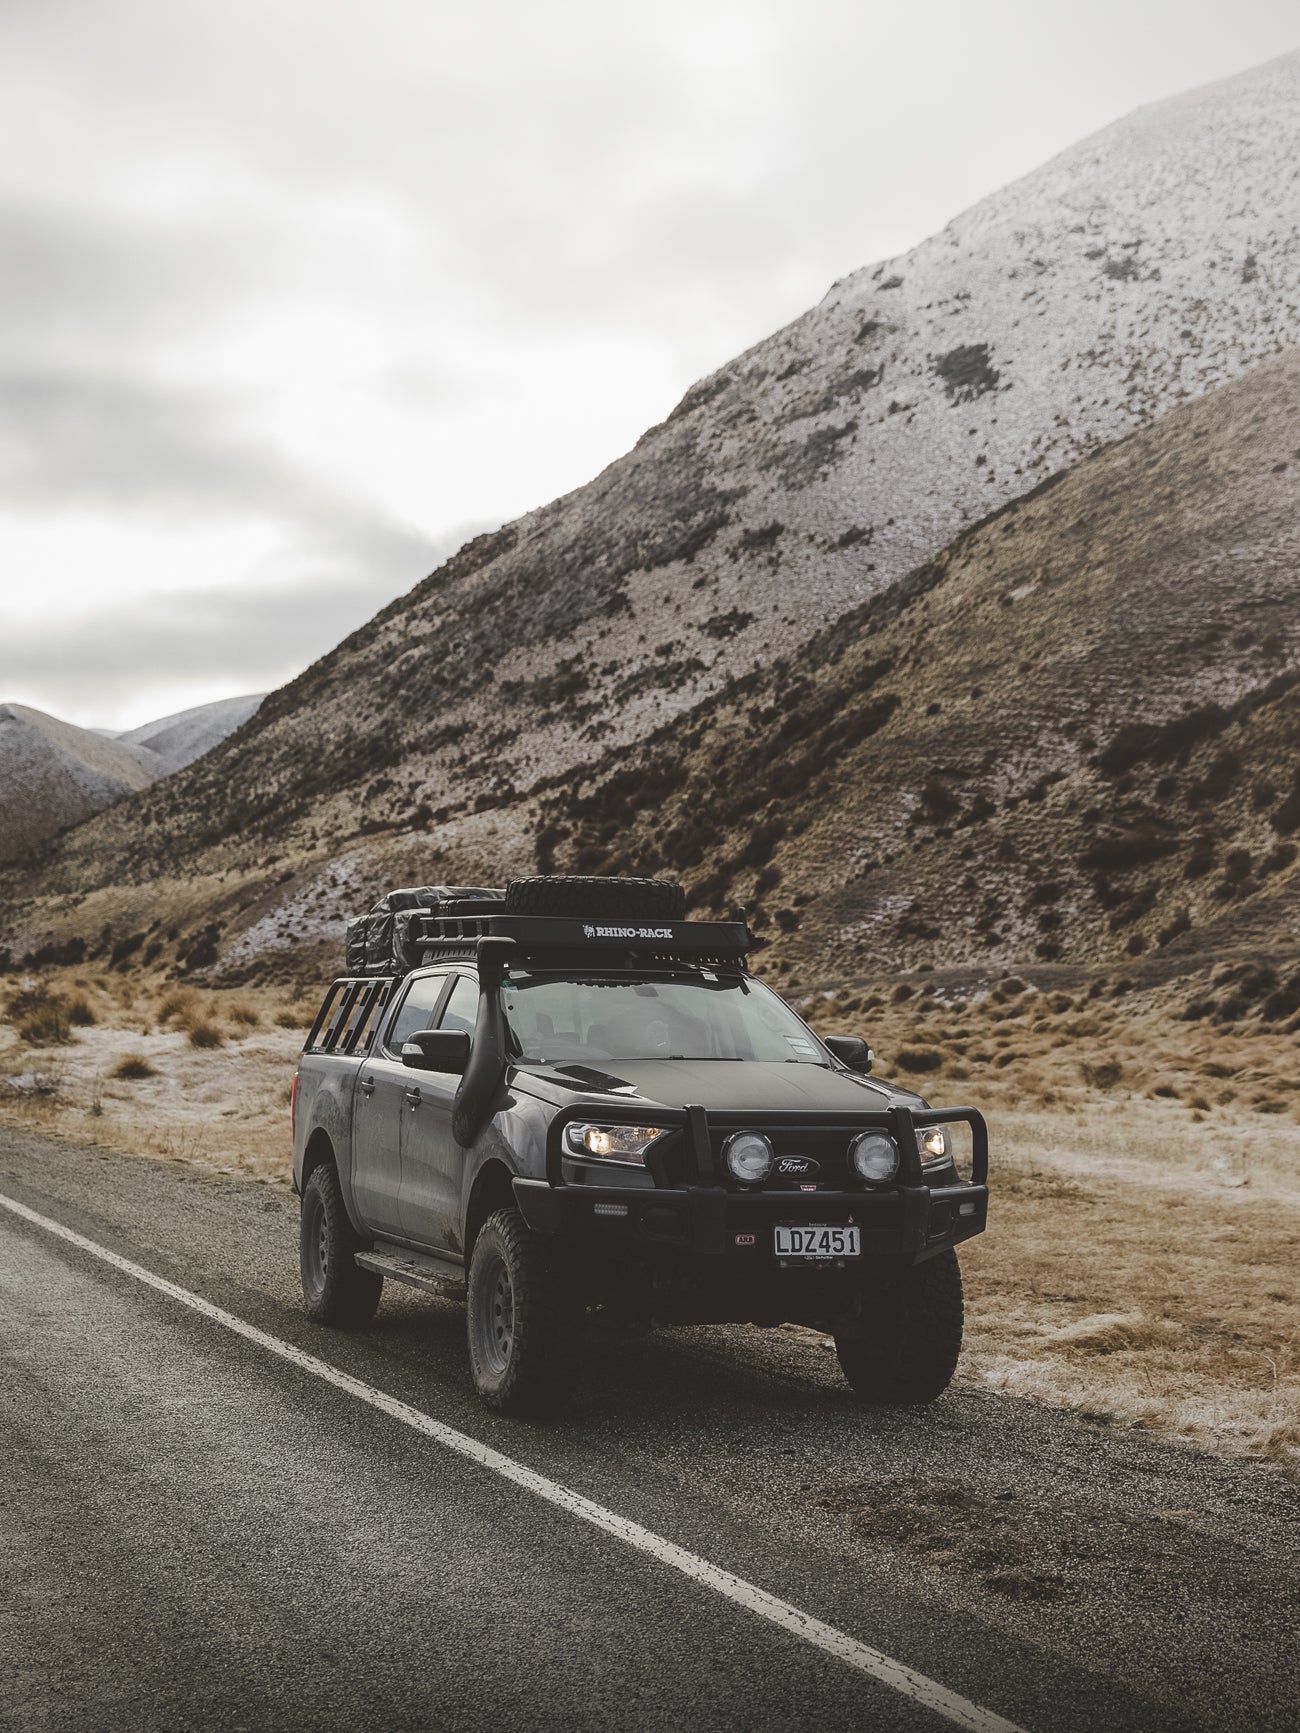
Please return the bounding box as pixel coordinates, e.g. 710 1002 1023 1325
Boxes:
292 876 990 1414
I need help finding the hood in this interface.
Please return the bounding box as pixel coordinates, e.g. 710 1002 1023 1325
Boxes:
511 1058 927 1115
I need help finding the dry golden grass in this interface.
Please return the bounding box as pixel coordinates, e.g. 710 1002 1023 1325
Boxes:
0 975 301 1178
958 1107 1299 1471
802 977 1300 1472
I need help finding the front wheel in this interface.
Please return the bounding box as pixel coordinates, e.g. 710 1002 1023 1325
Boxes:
300 1162 383 1328
467 1207 580 1414
834 1250 963 1404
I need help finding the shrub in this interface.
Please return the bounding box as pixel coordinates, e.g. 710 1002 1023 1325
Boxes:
7 985 72 1047
1081 1058 1123 1089
66 995 98 1027
112 1054 156 1081
1157 908 1191 948
109 932 146 969
1183 838 1216 880
1079 832 1177 872
919 777 960 823
1271 772 1300 836
188 1022 223 1049
895 1047 944 1073
17 1002 70 1046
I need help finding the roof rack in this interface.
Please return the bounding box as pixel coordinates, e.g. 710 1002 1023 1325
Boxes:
413 912 750 965
304 976 398 1055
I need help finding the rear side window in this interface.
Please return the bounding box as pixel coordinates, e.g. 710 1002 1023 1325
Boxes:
386 975 450 1054
439 975 479 1035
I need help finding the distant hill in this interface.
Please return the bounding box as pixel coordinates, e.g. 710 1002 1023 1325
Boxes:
2 51 1299 983
0 706 158 864
114 694 263 775
0 695 262 864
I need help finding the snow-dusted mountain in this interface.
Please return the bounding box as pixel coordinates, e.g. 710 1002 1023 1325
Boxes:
0 695 263 862
4 51 1300 973
112 49 1300 823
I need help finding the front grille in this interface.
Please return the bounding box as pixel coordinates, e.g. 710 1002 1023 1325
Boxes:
708 1122 860 1191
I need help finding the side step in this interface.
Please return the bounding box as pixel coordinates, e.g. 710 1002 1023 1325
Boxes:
355 1243 467 1301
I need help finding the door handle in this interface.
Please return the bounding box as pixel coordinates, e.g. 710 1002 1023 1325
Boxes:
359 1077 375 1097
404 1087 421 1107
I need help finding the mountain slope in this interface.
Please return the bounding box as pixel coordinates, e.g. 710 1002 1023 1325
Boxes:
536 345 1300 1002
3 52 1300 975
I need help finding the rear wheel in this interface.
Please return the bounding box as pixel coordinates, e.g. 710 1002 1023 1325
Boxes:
467 1206 581 1414
300 1162 383 1328
834 1250 963 1404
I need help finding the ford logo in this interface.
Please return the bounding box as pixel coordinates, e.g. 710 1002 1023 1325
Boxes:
776 1156 819 1177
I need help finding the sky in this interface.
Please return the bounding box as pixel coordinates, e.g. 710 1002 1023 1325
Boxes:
2 0 1297 730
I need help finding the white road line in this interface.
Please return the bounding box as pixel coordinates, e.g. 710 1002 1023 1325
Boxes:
1 1189 1027 1733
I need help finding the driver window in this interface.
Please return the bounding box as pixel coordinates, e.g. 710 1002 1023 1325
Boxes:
439 974 479 1035
386 974 450 1054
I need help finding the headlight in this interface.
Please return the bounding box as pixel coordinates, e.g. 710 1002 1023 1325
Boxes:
849 1132 899 1184
723 1131 774 1185
562 1123 665 1165
918 1127 949 1165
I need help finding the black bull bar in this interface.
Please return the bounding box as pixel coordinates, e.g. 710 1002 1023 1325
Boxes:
513 1103 989 1263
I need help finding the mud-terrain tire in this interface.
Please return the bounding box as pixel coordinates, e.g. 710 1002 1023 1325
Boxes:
300 1162 383 1328
504 875 686 922
834 1250 963 1404
467 1206 582 1414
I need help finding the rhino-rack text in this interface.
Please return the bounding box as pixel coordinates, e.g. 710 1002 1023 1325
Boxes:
582 923 675 940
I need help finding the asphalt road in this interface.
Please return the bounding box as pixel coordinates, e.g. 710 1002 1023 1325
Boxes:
1 1126 1297 1733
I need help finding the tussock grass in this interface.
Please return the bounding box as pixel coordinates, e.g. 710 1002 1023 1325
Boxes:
5 984 72 1047
187 1022 223 1049
111 1054 156 1081
803 976 1300 1470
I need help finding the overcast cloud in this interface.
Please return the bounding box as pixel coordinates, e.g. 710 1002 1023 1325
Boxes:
2 0 1297 728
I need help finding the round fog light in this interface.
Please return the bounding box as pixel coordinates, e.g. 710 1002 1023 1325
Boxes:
850 1132 900 1184
724 1131 774 1185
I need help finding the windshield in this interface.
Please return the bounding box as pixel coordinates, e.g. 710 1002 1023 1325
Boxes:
501 969 829 1066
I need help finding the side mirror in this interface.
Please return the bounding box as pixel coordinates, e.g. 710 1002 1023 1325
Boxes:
402 1029 471 1073
825 1035 873 1074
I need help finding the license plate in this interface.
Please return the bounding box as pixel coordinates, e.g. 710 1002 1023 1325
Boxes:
773 1224 861 1260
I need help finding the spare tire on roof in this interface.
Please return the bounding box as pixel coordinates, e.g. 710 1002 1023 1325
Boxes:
504 876 687 922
